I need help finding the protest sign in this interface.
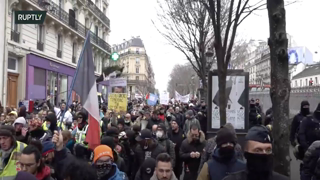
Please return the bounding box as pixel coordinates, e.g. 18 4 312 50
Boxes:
108 93 127 113
160 92 169 105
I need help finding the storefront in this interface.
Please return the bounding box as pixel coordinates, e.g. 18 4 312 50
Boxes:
26 54 108 106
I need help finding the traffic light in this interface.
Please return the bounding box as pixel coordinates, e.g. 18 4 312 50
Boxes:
110 52 119 61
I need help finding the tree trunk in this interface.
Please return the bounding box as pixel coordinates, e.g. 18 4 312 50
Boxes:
218 71 227 125
267 0 290 176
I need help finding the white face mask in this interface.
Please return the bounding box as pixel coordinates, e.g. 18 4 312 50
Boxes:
156 131 164 138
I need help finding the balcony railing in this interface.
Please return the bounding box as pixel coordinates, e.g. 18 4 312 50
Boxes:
119 51 147 57
87 0 110 27
30 0 111 54
11 30 20 43
57 49 62 58
37 42 44 51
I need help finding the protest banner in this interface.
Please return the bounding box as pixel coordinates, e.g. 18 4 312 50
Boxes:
108 93 127 113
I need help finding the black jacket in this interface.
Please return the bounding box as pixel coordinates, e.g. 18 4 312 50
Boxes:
53 148 75 180
222 170 289 180
179 130 206 180
298 115 320 152
290 113 306 143
301 140 320 180
132 140 165 179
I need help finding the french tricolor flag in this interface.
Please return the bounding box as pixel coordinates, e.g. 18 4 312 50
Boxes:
71 33 100 150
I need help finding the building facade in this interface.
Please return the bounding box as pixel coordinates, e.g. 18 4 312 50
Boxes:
111 37 155 99
3 0 112 108
291 64 320 87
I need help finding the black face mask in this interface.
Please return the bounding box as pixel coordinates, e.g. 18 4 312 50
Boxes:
244 152 273 179
219 147 234 161
301 108 310 116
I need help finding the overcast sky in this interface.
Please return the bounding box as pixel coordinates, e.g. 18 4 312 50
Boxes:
109 0 320 92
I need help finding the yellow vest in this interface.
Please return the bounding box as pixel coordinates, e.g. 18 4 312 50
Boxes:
75 125 89 148
42 121 65 131
100 121 103 137
0 141 26 179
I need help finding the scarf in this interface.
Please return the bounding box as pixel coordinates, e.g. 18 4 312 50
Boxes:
0 147 14 169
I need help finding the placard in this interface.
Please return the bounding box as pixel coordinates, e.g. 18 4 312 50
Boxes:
160 92 169 105
108 93 127 113
211 76 246 129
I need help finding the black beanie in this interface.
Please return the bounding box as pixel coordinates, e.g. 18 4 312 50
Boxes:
216 126 236 147
0 125 16 144
140 158 156 180
157 123 167 133
101 136 116 150
0 125 15 137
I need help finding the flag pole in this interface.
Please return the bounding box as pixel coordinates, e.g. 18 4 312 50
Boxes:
58 23 93 130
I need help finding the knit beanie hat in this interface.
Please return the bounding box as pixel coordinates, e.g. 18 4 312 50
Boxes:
140 158 156 180
93 145 114 163
42 141 55 156
186 110 194 117
13 117 26 126
0 125 15 140
157 123 167 133
216 126 236 147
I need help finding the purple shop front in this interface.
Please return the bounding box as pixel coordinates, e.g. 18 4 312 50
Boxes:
26 54 108 104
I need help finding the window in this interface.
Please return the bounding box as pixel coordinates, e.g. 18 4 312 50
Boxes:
68 9 76 29
136 48 139 54
136 68 139 73
34 67 46 86
59 0 64 9
93 54 96 71
300 79 302 87
8 58 18 72
136 76 139 80
74 8 78 20
102 32 105 40
305 79 308 86
37 25 44 43
37 25 45 51
136 58 140 64
295 80 297 87
11 10 18 32
72 42 77 63
57 34 62 50
95 26 98 36
103 7 106 14
316 77 318 85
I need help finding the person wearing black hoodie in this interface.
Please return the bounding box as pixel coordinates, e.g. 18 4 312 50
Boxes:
134 158 156 180
126 130 138 180
290 100 310 147
167 118 185 178
101 136 127 172
248 99 261 128
298 103 320 157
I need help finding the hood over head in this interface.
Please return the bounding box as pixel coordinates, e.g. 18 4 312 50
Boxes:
300 100 310 116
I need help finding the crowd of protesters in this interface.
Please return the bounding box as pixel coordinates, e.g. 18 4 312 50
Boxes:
0 97 292 180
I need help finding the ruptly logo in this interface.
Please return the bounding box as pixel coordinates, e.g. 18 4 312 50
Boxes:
15 11 47 24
